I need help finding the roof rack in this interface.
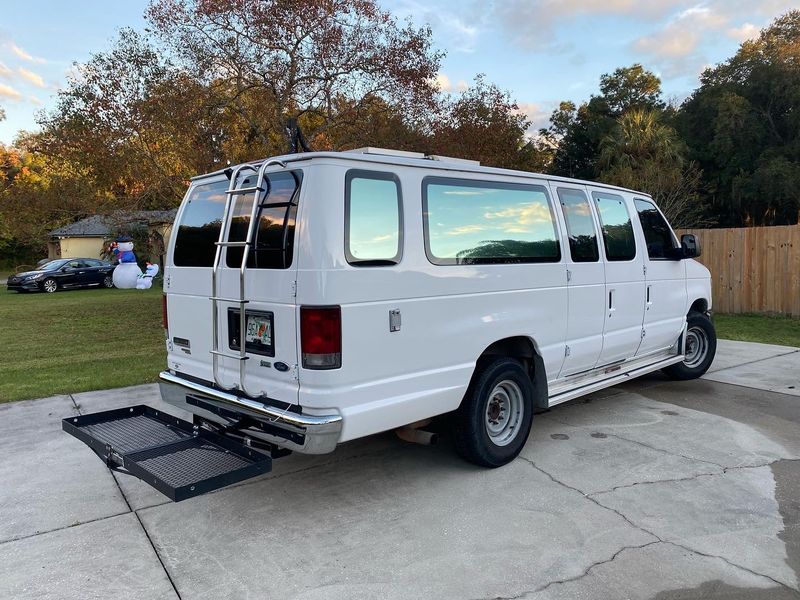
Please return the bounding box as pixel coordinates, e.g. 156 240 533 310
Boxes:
348 147 426 159
347 147 480 166
426 155 480 166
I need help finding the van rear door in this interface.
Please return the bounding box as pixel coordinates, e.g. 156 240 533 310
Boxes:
165 168 302 407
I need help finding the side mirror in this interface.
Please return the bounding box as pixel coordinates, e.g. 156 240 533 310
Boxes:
681 234 701 259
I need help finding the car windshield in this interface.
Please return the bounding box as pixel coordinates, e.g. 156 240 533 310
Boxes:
36 260 67 271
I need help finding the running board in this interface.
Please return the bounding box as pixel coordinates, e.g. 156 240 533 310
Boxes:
547 354 685 407
63 405 272 502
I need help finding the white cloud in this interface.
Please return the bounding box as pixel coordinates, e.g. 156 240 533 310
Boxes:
492 0 683 50
435 72 469 93
516 102 552 133
17 67 46 88
490 0 797 83
631 1 797 77
436 72 453 92
728 22 760 42
0 62 11 79
447 224 487 236
0 83 22 100
388 0 482 52
633 6 727 65
485 203 552 225
9 43 46 64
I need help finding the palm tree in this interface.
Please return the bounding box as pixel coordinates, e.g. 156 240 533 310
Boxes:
598 109 709 228
599 109 684 171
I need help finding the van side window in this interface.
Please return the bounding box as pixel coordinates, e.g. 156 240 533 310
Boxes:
226 171 301 269
592 192 636 261
173 180 228 267
423 177 560 265
634 198 678 260
556 188 599 262
345 170 402 266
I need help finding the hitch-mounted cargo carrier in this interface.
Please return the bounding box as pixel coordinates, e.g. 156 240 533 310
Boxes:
62 405 274 502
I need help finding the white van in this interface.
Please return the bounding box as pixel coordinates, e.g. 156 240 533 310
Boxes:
64 148 715 500
158 147 714 466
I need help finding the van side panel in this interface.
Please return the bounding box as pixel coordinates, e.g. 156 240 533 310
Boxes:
685 259 713 312
295 161 568 441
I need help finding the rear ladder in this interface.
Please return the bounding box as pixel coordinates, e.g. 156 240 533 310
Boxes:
210 159 286 397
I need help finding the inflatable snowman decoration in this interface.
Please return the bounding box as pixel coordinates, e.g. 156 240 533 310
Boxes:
111 236 142 289
136 263 160 289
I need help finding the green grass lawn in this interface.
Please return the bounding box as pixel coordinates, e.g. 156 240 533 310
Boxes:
1 281 796 403
714 313 800 348
0 285 166 402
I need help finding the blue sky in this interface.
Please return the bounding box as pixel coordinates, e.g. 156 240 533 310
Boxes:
0 0 794 144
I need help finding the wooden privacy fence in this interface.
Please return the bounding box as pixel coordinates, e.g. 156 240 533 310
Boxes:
677 225 800 317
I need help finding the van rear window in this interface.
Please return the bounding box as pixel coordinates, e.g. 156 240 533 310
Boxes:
345 170 402 266
173 172 301 269
423 177 560 265
173 180 227 267
226 171 301 269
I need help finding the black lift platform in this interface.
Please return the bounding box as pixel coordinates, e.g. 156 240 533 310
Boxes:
63 405 273 502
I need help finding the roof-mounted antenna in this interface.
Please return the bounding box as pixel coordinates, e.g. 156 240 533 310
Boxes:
285 118 312 154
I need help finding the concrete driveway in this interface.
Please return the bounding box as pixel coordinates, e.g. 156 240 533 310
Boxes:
1 340 799 600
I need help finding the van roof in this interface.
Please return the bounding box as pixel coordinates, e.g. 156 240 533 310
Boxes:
191 148 650 197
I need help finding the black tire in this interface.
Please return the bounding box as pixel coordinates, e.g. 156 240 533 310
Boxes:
452 357 534 468
663 312 717 380
103 275 114 288
41 278 58 294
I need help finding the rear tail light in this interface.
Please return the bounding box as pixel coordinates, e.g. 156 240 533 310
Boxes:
300 306 341 369
162 294 168 331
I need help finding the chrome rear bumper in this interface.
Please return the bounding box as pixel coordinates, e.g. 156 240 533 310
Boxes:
158 371 342 454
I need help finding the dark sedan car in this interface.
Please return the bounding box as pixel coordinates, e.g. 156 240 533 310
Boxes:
6 258 116 293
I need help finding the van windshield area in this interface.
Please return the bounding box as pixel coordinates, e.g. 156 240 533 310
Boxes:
172 171 301 269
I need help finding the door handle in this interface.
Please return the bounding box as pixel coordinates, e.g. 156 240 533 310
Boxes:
608 289 616 317
646 285 652 310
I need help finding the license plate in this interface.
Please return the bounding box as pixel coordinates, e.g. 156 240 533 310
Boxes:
245 315 272 346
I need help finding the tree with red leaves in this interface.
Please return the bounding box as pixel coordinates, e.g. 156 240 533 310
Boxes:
145 0 442 148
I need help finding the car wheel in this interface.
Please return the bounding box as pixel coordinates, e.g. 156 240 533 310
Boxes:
103 275 114 288
663 312 717 380
41 278 58 294
452 357 534 468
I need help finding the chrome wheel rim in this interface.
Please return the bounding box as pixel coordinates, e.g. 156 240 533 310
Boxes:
484 379 524 447
685 326 709 368
43 280 56 293
103 276 113 288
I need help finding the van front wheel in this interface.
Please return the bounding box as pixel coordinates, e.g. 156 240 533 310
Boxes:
663 312 717 380
453 357 534 468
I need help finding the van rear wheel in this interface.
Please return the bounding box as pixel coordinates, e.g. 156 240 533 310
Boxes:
453 357 534 468
663 312 717 380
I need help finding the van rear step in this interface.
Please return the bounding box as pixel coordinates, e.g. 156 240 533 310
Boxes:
63 405 272 502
